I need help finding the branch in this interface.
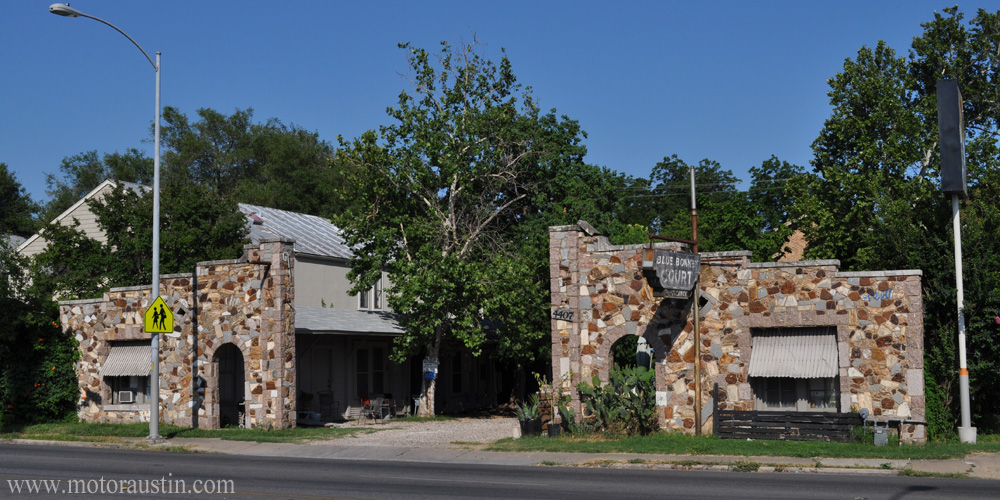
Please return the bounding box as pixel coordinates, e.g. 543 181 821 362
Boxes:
458 192 526 257
916 141 937 179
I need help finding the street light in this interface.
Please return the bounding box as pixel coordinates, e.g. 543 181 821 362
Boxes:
50 3 163 443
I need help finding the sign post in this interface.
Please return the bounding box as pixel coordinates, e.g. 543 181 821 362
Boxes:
144 295 172 442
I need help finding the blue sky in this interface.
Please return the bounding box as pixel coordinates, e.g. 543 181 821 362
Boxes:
0 1 971 205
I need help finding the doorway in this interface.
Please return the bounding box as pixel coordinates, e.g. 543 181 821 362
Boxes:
215 343 245 427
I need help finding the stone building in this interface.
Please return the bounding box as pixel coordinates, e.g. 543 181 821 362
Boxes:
62 239 296 429
550 221 926 443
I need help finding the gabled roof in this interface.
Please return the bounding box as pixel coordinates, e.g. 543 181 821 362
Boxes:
17 179 149 254
238 203 353 260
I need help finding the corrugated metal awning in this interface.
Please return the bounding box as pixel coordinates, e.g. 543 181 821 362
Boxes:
101 341 151 377
748 327 838 378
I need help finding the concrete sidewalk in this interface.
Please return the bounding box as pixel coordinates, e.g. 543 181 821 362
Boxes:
157 437 1000 479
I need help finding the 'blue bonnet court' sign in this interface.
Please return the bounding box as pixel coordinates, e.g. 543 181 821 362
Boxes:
653 249 700 298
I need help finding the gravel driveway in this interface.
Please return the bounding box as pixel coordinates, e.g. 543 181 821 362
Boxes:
316 416 519 449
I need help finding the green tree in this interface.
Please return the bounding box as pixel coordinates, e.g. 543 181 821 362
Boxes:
337 40 560 415
708 156 809 261
0 239 78 425
0 164 40 238
42 149 152 222
645 155 740 250
161 107 343 216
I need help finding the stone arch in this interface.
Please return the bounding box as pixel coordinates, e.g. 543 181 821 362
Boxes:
206 342 248 428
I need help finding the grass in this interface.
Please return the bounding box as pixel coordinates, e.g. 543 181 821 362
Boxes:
485 432 1000 460
0 421 368 444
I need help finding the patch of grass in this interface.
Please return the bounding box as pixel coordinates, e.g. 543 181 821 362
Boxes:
450 441 481 446
627 458 646 464
538 460 561 466
588 459 616 467
731 460 760 472
487 432 1000 460
0 421 366 444
899 468 967 479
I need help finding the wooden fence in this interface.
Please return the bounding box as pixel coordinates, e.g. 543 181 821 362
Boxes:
712 384 861 442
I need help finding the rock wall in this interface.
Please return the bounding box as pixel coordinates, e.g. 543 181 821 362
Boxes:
60 239 296 429
550 222 926 443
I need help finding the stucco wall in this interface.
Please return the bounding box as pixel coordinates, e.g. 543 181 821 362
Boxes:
60 238 296 429
550 222 926 443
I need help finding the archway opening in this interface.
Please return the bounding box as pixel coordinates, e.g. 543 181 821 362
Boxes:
214 343 245 428
610 335 654 372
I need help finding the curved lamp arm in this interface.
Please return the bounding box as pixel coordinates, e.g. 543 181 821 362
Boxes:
49 3 157 71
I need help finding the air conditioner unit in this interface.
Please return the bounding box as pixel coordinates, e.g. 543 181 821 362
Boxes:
119 391 134 404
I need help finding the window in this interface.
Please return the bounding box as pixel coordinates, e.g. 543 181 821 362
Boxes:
101 340 151 407
358 274 384 311
355 346 386 398
108 375 149 405
748 327 840 412
753 377 839 411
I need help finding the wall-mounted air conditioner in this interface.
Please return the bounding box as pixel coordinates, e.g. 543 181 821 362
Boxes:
119 391 134 404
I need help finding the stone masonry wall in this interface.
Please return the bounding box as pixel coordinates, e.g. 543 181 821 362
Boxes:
60 239 296 429
550 222 926 443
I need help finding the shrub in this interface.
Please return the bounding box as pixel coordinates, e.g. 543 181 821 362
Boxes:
576 365 657 435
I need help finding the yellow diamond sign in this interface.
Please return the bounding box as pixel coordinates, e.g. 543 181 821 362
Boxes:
144 296 174 334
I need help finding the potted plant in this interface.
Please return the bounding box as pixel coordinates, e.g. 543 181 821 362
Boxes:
515 394 541 436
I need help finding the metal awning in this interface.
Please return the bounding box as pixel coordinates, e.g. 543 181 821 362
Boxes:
748 327 838 378
294 306 404 336
100 341 151 377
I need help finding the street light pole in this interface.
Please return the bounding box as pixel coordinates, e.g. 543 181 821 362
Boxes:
49 3 163 442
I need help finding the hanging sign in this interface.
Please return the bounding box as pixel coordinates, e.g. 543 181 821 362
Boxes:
653 249 700 295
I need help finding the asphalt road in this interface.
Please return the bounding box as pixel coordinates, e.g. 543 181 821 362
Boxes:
0 443 994 499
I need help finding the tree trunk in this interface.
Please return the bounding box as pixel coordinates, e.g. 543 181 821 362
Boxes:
418 336 441 416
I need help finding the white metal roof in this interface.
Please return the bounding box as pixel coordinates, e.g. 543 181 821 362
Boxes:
748 327 838 378
101 341 152 377
238 203 353 260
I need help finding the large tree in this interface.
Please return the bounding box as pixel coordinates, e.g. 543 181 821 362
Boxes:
161 107 343 217
336 40 570 414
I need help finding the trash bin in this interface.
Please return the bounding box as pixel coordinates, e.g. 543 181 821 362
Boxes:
873 420 888 446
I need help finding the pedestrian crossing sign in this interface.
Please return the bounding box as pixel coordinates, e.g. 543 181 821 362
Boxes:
144 296 174 334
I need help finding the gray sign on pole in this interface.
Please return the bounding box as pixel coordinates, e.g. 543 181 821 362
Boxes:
653 249 700 295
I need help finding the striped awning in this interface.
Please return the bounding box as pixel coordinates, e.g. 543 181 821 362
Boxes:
100 341 151 377
748 328 838 378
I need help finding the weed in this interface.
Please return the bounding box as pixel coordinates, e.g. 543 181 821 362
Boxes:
879 462 893 469
627 458 646 464
539 461 561 466
731 460 760 472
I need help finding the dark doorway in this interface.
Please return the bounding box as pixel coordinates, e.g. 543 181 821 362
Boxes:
215 344 245 428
